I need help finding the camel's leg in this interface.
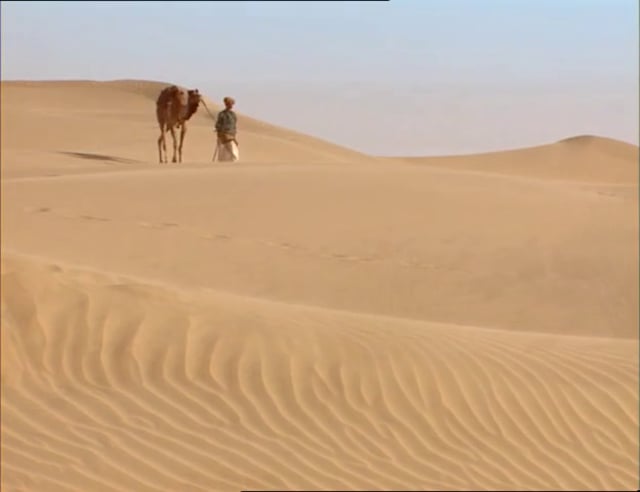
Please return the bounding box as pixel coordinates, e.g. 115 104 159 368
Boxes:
178 123 187 163
169 126 178 163
157 130 165 164
163 136 168 163
158 121 169 163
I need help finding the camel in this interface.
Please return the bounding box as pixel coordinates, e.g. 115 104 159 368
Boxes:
155 85 202 163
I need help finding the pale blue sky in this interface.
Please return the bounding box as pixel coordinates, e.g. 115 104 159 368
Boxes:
2 0 638 155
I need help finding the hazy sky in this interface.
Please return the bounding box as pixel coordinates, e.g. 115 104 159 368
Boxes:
2 0 638 155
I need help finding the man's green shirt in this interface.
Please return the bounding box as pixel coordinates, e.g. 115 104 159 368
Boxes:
215 109 237 135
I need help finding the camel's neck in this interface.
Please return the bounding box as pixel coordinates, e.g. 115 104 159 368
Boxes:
183 101 199 121
179 104 189 120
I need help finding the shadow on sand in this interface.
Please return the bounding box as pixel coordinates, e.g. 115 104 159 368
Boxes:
58 151 142 165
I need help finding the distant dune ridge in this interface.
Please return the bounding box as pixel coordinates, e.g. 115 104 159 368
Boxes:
394 135 639 184
1 80 638 491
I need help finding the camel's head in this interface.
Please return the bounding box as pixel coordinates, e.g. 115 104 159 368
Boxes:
184 89 202 120
187 89 201 107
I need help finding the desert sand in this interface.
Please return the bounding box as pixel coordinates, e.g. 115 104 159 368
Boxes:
1 80 638 491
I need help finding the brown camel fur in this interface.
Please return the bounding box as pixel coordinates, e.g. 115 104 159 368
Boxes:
156 85 202 163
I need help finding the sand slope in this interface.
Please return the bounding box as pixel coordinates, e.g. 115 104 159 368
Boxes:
393 135 638 185
3 162 637 338
1 80 638 491
2 254 637 491
1 80 372 180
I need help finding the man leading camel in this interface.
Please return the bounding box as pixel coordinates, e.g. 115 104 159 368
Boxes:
214 97 239 162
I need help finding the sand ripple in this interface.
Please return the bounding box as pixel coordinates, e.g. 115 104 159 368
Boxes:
2 255 637 491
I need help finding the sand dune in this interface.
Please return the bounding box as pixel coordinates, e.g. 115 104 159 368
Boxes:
393 135 639 184
1 80 372 180
1 80 638 491
2 254 637 491
3 161 636 338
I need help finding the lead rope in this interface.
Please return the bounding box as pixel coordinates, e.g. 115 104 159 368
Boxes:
200 100 219 161
200 99 217 121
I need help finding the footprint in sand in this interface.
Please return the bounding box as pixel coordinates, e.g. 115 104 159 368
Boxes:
596 191 618 198
24 206 51 214
331 253 349 260
138 221 163 229
80 215 110 222
278 242 299 250
199 233 231 241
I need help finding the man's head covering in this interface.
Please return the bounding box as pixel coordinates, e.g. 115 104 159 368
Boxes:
223 97 235 105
